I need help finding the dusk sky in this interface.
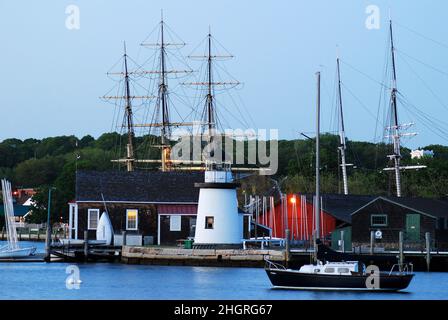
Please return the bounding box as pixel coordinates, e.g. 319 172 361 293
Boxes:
1 0 447 149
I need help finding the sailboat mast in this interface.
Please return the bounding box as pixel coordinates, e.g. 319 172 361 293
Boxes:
389 19 402 197
315 71 321 245
336 56 349 195
123 43 135 172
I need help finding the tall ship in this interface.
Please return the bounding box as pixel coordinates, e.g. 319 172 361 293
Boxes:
101 13 256 173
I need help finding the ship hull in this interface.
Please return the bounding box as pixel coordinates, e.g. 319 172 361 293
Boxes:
265 268 414 291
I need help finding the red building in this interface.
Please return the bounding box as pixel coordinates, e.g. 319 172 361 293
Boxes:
257 194 337 240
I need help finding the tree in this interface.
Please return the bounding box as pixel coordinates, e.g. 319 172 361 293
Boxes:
15 156 65 187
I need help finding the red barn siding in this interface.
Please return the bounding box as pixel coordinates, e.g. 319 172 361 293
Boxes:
259 194 336 240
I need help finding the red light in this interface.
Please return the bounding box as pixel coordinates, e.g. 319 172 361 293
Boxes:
290 196 296 204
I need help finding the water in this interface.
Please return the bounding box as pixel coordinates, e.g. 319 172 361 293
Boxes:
1 241 448 300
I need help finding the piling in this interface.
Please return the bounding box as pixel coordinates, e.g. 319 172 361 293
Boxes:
44 226 51 262
285 229 290 268
399 231 404 272
84 231 89 261
370 231 375 255
340 230 345 253
122 230 127 246
425 232 431 272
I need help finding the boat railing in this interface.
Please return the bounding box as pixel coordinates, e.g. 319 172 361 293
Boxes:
264 258 287 270
388 263 414 275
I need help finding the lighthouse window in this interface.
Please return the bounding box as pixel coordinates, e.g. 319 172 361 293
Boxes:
205 216 214 229
126 209 138 230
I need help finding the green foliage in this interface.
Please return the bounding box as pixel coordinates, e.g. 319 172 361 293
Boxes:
15 156 65 187
1 133 448 224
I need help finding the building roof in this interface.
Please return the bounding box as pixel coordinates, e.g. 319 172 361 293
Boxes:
351 196 448 219
304 194 448 224
0 204 30 217
76 170 204 203
321 194 375 223
304 194 375 224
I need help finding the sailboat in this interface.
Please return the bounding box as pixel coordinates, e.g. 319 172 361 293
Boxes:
0 179 36 258
264 73 414 291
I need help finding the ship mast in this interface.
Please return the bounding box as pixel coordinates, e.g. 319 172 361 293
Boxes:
183 28 239 154
383 19 426 197
102 42 156 172
389 19 402 197
158 17 171 171
206 30 215 138
136 13 193 171
336 53 351 195
123 43 135 172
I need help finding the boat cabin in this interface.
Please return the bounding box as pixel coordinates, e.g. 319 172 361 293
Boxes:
298 261 365 275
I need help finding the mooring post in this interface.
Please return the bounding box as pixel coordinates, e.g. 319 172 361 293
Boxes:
285 229 290 268
44 225 52 262
425 232 431 272
370 231 375 255
340 230 345 253
399 231 404 272
45 187 55 262
84 230 89 261
122 230 127 246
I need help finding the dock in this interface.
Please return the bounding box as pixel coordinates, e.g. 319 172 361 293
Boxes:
0 253 45 263
121 246 285 267
121 244 448 271
49 241 121 262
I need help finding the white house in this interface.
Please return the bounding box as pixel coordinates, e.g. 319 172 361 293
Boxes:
411 149 434 159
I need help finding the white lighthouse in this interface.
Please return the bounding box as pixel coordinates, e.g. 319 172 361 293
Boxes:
194 161 243 246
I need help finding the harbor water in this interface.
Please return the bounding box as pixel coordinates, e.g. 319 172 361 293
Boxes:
1 241 448 300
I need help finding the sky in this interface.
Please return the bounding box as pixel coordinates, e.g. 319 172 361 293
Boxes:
1 0 448 148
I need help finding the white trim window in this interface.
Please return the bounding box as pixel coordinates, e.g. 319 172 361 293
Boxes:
126 209 138 230
371 214 388 227
87 209 100 230
170 215 182 231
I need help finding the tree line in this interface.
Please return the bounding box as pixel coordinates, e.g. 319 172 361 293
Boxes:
0 133 447 225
